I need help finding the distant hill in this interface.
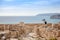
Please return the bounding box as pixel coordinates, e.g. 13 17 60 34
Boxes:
36 13 60 16
36 13 60 19
50 14 60 19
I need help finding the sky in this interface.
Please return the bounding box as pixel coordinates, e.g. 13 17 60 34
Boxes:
0 0 60 16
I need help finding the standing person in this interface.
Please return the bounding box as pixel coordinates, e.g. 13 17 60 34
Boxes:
42 19 47 24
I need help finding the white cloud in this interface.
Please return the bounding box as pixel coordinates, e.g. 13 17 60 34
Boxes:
0 7 38 16
0 7 60 16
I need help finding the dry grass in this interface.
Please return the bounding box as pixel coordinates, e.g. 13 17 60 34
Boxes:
0 23 60 40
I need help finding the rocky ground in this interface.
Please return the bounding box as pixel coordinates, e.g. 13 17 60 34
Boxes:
0 23 60 40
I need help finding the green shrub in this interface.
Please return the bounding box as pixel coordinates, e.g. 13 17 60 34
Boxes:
49 38 57 40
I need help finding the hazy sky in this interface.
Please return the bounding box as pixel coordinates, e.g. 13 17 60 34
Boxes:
0 0 60 16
